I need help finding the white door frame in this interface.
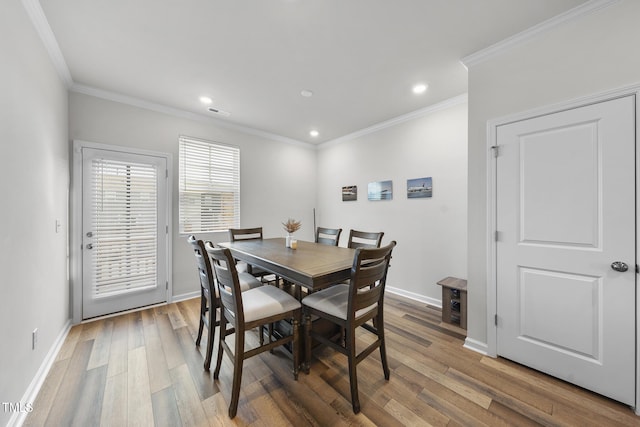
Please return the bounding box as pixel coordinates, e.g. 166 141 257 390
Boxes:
485 84 640 412
71 140 173 324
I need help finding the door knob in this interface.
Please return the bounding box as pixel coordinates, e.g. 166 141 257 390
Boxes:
611 261 628 272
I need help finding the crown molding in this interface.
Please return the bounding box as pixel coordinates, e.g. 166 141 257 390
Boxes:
21 0 73 87
460 0 621 69
318 93 468 149
22 1 310 148
70 83 312 149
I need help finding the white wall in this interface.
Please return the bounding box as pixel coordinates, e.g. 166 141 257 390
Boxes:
317 100 468 302
467 0 640 346
0 1 69 425
69 93 318 300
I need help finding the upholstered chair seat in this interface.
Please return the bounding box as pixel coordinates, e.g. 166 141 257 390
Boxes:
240 285 302 323
301 284 377 321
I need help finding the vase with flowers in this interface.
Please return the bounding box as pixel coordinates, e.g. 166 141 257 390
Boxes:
282 218 301 248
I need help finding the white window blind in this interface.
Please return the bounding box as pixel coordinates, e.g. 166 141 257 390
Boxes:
179 136 240 233
90 159 158 298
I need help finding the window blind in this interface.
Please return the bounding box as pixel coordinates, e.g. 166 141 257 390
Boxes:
90 158 158 298
179 136 240 233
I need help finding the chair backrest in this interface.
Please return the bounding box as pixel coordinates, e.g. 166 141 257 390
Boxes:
347 229 384 249
348 241 396 320
205 243 244 325
315 227 342 246
229 227 263 242
187 235 215 297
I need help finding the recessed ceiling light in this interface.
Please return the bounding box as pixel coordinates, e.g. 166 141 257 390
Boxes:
309 130 319 137
412 84 428 94
301 89 314 97
199 96 213 104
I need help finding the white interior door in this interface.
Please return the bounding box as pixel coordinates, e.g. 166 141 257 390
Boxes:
82 147 168 319
496 95 636 405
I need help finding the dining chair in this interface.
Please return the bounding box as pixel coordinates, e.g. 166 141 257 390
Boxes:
302 241 396 413
228 227 263 242
340 229 385 287
205 243 302 418
347 229 384 249
187 235 262 371
315 226 342 246
229 227 277 284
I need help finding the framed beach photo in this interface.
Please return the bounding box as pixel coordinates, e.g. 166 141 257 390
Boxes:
407 177 432 198
342 185 357 201
368 180 393 201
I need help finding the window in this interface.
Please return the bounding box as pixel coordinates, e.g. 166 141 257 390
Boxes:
179 136 240 233
90 157 159 297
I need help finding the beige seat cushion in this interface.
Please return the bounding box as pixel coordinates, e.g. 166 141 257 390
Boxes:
236 261 275 284
215 272 261 297
241 285 301 323
238 272 262 291
302 284 377 321
236 261 270 276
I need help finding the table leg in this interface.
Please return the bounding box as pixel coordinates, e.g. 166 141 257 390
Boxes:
441 287 453 324
460 291 467 330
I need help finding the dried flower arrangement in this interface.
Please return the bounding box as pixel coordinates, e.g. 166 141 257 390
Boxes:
282 218 302 234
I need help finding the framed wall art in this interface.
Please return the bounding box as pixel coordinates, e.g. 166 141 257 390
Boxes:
368 180 393 201
342 185 357 201
407 177 432 198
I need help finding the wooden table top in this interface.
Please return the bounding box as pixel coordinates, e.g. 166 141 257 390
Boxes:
436 276 467 291
218 238 356 291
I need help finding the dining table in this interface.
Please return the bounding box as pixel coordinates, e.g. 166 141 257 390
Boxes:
217 237 356 292
217 237 357 369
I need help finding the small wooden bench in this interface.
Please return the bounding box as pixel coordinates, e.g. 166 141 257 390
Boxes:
436 277 467 329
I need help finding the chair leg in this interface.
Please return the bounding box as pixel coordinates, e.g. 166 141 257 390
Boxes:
304 312 312 374
204 302 216 371
229 329 245 418
292 315 300 380
213 316 226 379
347 328 360 413
196 293 206 346
378 313 390 380
196 316 204 346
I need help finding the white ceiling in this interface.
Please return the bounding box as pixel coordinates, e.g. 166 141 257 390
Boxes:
37 0 589 144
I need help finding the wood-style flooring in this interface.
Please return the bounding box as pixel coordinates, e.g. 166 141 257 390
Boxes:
24 294 639 426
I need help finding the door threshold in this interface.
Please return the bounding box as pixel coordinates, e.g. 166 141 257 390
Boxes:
81 301 168 324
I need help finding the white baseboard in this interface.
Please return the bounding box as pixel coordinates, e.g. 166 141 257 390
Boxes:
171 290 199 303
464 337 488 355
177 287 436 308
386 286 441 308
9 292 201 426
385 286 491 357
7 291 485 427
387 287 489 356
9 319 72 427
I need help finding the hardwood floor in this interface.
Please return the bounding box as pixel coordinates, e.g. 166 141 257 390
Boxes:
24 294 639 426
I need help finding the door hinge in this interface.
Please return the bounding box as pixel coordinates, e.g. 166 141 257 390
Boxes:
494 314 498 326
165 169 168 178
166 225 169 234
166 281 169 290
491 145 500 158
636 264 639 274
494 231 500 241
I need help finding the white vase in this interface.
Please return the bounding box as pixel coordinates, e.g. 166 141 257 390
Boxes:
285 233 292 248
